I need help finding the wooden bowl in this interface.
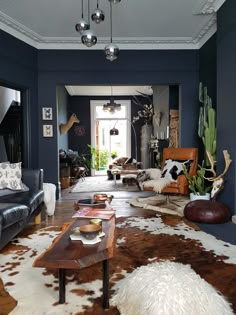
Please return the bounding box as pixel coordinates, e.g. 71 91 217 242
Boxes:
79 224 101 240
93 194 108 202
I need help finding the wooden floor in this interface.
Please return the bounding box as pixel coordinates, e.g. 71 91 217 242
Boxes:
44 187 157 227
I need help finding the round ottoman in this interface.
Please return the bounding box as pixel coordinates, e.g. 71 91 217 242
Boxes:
184 200 231 223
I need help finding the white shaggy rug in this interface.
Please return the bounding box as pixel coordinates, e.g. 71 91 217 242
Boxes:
71 176 139 193
112 261 233 315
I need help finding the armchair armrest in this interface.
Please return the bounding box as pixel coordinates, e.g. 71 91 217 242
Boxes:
22 169 44 192
177 175 189 194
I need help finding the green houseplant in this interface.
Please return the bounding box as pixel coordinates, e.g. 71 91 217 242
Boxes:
183 164 212 200
87 145 109 170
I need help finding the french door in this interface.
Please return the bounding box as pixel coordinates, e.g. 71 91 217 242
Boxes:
90 100 131 175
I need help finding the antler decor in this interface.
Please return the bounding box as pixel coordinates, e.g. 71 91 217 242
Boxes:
204 149 232 199
60 113 80 134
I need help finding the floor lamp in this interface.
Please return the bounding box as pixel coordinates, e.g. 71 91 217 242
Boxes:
110 119 138 164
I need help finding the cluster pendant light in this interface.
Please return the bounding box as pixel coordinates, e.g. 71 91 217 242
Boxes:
75 0 121 61
103 86 121 113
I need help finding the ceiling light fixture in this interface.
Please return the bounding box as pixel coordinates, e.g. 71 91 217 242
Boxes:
81 0 97 47
104 0 119 61
91 0 105 24
103 86 121 113
75 0 121 61
75 0 89 34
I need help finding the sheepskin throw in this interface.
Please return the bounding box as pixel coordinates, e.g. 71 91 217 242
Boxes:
112 261 233 315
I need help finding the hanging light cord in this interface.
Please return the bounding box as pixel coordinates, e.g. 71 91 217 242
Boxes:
88 0 90 24
110 1 113 43
81 0 84 19
97 0 99 9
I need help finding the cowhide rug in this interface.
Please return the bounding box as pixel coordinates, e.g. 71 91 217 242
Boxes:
129 194 190 216
1 214 236 315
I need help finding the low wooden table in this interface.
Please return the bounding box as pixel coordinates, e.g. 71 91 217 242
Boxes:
111 169 142 184
33 216 115 309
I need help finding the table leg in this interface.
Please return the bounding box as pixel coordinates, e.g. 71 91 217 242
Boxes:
114 173 117 185
59 268 66 303
102 259 109 309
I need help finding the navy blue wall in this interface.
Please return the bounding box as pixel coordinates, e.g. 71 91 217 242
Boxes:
217 0 236 213
199 34 217 106
37 50 199 188
0 30 38 168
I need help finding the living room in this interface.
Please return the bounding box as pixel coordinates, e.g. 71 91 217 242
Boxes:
0 0 236 314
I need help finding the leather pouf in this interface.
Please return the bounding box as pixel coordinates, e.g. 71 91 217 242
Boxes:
184 200 231 224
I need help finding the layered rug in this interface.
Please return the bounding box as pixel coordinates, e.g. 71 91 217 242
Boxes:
129 194 190 216
1 214 236 314
71 176 140 193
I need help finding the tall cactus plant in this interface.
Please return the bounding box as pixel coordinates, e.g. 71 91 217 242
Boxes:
198 82 216 166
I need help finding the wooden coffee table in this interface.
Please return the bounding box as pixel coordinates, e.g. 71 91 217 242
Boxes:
33 216 115 309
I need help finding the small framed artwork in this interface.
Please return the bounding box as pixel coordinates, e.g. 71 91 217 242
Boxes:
42 107 53 120
43 124 53 137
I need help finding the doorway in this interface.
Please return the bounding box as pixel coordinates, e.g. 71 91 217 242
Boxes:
90 100 131 175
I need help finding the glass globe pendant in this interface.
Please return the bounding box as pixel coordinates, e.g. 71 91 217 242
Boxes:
104 1 119 61
91 0 105 24
105 43 119 61
75 19 89 34
75 0 89 34
81 30 97 47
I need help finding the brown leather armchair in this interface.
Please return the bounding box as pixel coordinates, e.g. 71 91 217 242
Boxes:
144 147 198 195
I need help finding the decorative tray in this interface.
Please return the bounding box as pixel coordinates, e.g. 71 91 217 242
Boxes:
77 199 106 207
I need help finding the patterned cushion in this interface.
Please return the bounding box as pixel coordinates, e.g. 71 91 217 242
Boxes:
0 162 24 190
161 159 192 182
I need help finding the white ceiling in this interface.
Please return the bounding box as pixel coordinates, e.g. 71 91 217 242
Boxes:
65 85 154 96
0 0 226 50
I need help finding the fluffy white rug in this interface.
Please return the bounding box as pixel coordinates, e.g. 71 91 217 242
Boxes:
71 176 139 193
112 261 233 315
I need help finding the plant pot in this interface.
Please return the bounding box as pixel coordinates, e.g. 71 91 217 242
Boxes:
190 193 210 202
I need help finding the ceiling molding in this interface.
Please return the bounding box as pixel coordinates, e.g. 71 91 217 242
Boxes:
193 0 226 14
192 14 217 46
0 8 217 50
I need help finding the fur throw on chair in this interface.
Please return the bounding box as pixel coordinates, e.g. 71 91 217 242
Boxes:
137 168 172 193
112 261 233 315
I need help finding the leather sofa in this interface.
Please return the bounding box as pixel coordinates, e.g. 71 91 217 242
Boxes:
0 169 44 250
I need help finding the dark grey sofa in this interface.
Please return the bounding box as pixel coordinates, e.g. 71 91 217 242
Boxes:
0 169 44 250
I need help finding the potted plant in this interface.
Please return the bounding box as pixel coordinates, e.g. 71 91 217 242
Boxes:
111 150 118 159
183 164 212 201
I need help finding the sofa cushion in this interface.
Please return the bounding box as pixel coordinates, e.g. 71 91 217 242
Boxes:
0 184 29 197
0 203 29 229
0 191 44 216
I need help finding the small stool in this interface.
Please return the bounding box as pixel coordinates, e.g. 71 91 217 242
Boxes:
122 174 138 186
43 183 56 216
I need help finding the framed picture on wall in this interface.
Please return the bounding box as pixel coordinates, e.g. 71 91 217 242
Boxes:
42 107 53 120
43 124 53 137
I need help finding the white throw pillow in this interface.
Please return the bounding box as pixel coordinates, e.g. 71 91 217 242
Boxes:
0 162 24 190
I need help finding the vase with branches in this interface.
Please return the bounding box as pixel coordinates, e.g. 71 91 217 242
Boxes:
132 91 154 125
